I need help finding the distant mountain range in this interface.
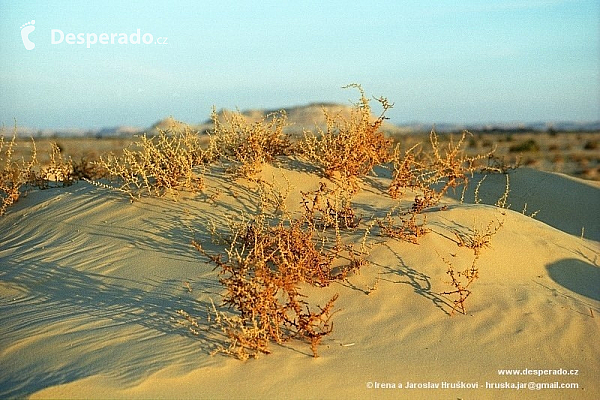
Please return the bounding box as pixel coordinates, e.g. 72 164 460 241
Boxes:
10 103 600 138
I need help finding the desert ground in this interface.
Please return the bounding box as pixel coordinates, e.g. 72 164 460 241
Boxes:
1 113 599 399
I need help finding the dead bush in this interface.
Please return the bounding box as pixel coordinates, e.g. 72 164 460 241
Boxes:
442 219 503 315
0 131 37 215
301 182 360 231
209 108 291 177
193 213 348 358
96 125 209 199
300 84 394 192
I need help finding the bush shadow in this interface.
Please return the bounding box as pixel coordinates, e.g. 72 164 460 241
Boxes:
376 243 451 315
546 258 600 301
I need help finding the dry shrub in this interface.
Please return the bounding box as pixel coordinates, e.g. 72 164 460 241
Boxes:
390 130 492 202
209 108 291 177
384 130 494 243
193 213 348 358
440 256 479 316
0 132 37 215
379 142 435 244
495 174 510 209
377 203 429 244
37 142 74 188
285 293 339 359
386 128 506 313
300 84 394 192
193 182 370 359
427 130 490 196
301 182 360 231
388 142 427 198
174 309 202 336
0 130 93 214
96 125 209 199
71 154 104 181
453 219 504 256
254 173 292 216
442 219 503 315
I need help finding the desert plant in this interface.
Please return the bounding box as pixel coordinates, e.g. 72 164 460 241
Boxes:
192 178 373 359
71 154 103 181
386 130 497 248
442 219 503 315
285 293 339 358
37 142 74 188
385 131 483 243
96 125 209 199
495 174 510 209
254 173 292 216
301 182 360 231
193 213 345 358
482 153 520 174
426 130 492 198
390 130 492 206
0 131 37 215
453 219 503 256
388 142 427 199
377 203 429 244
209 108 291 177
440 256 479 316
300 84 394 192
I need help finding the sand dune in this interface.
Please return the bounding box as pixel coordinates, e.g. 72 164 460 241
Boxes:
1 159 598 399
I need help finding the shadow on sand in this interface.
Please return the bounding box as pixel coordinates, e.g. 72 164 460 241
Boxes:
546 258 600 301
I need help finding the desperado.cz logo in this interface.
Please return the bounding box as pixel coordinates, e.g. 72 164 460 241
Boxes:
20 20 168 50
51 28 168 48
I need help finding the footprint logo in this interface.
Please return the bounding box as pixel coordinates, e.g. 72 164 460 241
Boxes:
20 20 35 50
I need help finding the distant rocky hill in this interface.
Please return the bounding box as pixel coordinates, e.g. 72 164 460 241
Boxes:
12 125 145 138
10 103 600 138
148 106 600 137
148 103 409 136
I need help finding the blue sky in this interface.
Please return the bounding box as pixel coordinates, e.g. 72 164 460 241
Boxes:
1 0 598 129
